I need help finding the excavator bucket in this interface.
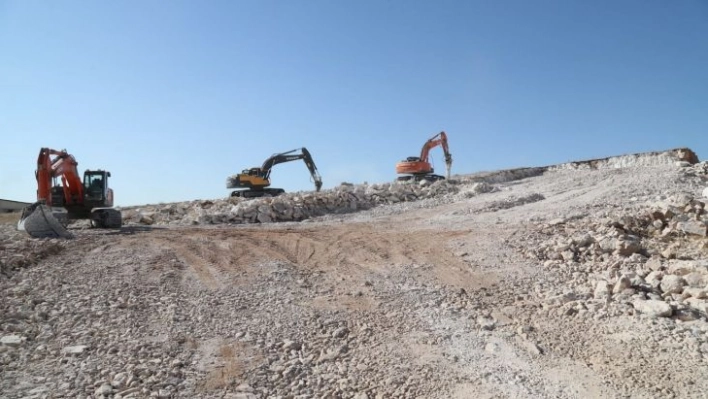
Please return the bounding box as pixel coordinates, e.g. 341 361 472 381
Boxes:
17 203 73 239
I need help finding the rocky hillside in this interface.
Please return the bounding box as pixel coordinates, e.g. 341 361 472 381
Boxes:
119 148 703 227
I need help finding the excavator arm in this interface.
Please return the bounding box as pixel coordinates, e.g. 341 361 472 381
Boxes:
419 132 452 177
36 148 84 207
300 147 324 192
259 148 322 190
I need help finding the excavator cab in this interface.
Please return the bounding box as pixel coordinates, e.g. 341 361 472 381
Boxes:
82 170 114 208
244 167 263 176
229 170 271 196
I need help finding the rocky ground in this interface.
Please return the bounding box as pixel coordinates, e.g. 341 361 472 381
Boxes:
2 148 708 399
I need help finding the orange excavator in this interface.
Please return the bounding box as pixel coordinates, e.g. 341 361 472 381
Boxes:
396 131 453 182
18 147 122 238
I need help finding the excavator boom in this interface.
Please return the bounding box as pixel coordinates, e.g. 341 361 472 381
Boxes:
36 148 84 207
227 147 323 198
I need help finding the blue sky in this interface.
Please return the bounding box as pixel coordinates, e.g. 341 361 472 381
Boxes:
1 1 706 206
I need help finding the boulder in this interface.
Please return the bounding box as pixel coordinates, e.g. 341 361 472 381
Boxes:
645 271 663 289
594 281 612 298
646 257 663 271
0 335 25 347
674 307 702 321
667 260 705 276
632 299 673 318
684 272 708 288
138 212 155 225
677 220 707 237
685 297 708 314
613 275 632 293
683 287 707 299
62 345 89 355
598 237 618 254
660 275 686 295
616 238 641 256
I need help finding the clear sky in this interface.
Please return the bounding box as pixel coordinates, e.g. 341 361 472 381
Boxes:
1 1 706 206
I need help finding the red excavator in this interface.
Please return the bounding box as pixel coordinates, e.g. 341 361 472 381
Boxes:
18 147 122 237
396 131 453 182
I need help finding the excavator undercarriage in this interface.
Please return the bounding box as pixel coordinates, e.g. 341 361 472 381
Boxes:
18 205 122 238
90 208 123 228
230 188 286 198
395 156 447 182
396 174 447 183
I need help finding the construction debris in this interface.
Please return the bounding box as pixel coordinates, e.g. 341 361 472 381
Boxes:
122 180 463 226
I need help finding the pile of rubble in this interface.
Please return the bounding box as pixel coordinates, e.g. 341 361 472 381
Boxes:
121 180 463 226
457 167 546 185
528 190 708 321
549 147 700 170
0 224 66 277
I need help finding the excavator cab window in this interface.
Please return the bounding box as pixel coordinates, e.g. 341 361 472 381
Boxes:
84 172 105 199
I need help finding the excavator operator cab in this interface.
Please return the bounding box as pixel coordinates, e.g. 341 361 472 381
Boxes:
244 167 263 176
83 170 111 202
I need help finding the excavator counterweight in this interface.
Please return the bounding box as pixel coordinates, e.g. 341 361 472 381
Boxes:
227 147 323 198
396 131 452 182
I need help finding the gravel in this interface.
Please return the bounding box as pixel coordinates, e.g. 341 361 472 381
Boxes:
2 149 707 398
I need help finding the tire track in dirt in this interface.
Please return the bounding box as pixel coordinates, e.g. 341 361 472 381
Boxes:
121 223 499 292
152 236 222 290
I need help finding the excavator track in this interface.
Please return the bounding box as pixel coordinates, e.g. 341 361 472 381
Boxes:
397 174 446 183
91 208 123 228
16 204 122 238
231 188 286 198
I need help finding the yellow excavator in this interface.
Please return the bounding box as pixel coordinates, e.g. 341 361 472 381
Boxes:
227 147 323 198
